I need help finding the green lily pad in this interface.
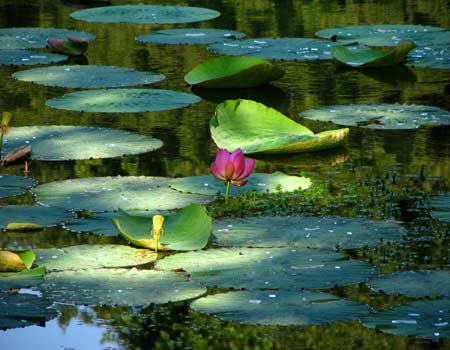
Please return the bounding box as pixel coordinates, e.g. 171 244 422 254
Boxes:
362 300 450 339
37 269 206 306
136 28 245 45
156 247 378 290
2 126 163 161
0 266 46 291
168 172 312 196
300 103 450 129
12 65 165 88
405 38 450 69
212 216 405 249
211 99 348 154
45 88 201 113
34 176 212 212
0 175 36 200
35 245 157 271
429 193 450 222
208 38 340 61
112 204 212 251
70 5 220 24
184 56 284 88
0 292 57 330
191 290 370 326
368 270 450 298
332 42 416 68
0 49 67 66
0 27 95 49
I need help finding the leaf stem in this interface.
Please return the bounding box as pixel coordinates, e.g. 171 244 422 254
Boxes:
225 180 231 202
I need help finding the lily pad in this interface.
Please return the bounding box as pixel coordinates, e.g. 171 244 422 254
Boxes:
35 245 157 271
208 38 340 61
184 56 284 88
0 292 57 330
34 176 212 212
136 28 245 45
0 249 35 271
37 269 206 306
0 49 67 66
300 103 450 129
70 5 220 24
156 247 378 290
45 88 201 113
12 65 165 88
0 266 46 291
168 172 312 196
191 290 370 326
0 27 95 49
111 204 211 251
368 270 450 298
211 99 348 154
2 126 163 161
0 174 36 200
429 193 450 222
362 300 450 339
212 216 405 249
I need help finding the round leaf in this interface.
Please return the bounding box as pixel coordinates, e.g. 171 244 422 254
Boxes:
300 103 450 129
0 49 67 66
0 266 46 291
0 205 73 230
429 193 450 222
0 175 36 200
45 88 201 113
70 5 220 24
136 28 245 45
191 290 370 326
12 65 165 88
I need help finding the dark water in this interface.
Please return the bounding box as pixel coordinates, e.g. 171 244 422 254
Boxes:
0 0 449 349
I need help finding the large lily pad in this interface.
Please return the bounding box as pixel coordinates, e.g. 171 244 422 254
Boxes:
212 216 405 249
45 88 201 113
210 99 348 154
34 176 212 212
368 270 450 298
35 245 157 271
168 172 312 196
0 27 95 50
70 5 220 24
191 290 370 326
0 266 46 291
208 38 340 61
2 126 163 161
12 65 165 88
429 193 450 222
156 247 378 290
184 56 284 88
0 174 36 200
0 49 67 66
300 103 450 129
0 292 57 330
362 300 450 339
37 269 206 306
136 28 245 45
112 204 212 251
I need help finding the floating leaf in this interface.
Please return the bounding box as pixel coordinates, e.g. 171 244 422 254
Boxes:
136 28 245 45
0 250 34 272
0 27 95 49
168 172 311 196
184 56 284 88
0 266 46 291
0 205 72 230
362 300 450 339
45 88 201 113
212 216 405 249
211 99 348 154
300 103 450 130
0 49 67 66
2 126 163 161
429 193 450 222
37 269 206 306
13 65 164 88
70 5 220 24
368 270 450 298
47 36 89 56
112 204 212 251
208 38 340 61
34 176 212 212
191 290 370 326
156 247 378 290
0 174 36 200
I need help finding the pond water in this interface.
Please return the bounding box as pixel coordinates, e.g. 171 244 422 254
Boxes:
0 0 449 349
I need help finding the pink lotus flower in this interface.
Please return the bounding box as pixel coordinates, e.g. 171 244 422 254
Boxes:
210 148 255 201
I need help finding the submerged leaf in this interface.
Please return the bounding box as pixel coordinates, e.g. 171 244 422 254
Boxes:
0 174 36 200
136 28 245 45
0 266 46 291
0 205 73 230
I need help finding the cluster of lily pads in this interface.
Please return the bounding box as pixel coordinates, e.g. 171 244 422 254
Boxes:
0 2 449 342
